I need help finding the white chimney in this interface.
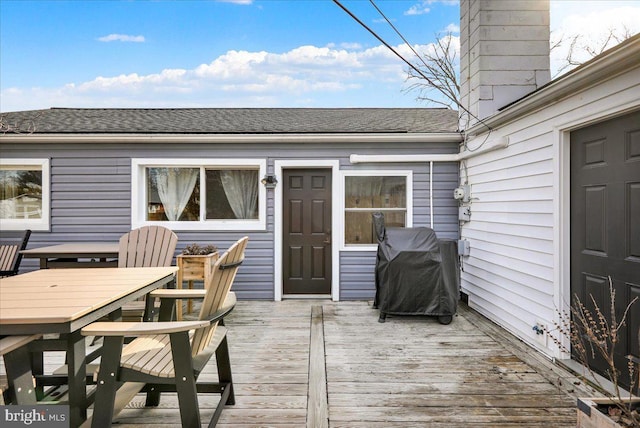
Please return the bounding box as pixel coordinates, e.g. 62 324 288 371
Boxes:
460 0 551 129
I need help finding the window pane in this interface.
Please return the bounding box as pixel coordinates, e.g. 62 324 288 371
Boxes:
345 211 406 245
206 169 258 220
0 167 42 219
146 167 200 221
345 176 406 209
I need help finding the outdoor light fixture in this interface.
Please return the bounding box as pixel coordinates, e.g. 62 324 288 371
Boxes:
261 174 278 189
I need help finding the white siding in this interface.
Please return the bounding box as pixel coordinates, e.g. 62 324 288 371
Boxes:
460 63 640 357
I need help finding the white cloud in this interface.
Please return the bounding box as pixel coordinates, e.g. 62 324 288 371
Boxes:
405 0 458 15
443 23 459 34
405 2 430 16
339 42 363 50
98 34 145 43
550 2 640 76
0 42 433 111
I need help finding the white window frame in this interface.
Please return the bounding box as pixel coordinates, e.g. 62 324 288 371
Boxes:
341 170 413 251
0 158 50 231
131 158 266 231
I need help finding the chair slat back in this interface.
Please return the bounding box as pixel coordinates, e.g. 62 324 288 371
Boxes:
192 236 248 357
118 226 178 268
0 230 31 276
0 245 18 271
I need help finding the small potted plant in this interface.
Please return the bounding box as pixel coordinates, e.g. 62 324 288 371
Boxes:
176 243 219 317
546 277 639 428
181 243 218 257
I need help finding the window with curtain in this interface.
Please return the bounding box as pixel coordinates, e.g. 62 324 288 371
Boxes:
344 175 408 246
206 169 258 220
0 159 50 231
138 160 265 230
147 167 200 221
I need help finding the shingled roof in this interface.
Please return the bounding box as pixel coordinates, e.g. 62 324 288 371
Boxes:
0 107 459 134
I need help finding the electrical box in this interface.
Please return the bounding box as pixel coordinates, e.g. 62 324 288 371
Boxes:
453 184 471 203
458 239 470 256
458 206 471 222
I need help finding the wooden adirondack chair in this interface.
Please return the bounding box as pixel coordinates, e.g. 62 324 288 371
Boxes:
118 225 178 321
81 236 248 428
0 229 31 277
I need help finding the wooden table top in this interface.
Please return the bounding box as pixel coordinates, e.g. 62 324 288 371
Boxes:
0 267 177 326
20 243 120 258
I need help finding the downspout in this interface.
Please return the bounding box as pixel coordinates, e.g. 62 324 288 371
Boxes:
429 161 434 229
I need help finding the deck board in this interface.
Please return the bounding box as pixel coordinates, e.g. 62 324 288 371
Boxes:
1 300 598 426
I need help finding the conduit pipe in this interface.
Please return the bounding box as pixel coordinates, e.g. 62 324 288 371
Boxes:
349 136 509 231
348 136 509 164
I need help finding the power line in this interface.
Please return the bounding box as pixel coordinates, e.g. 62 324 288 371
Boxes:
332 0 492 134
367 0 455 104
331 0 441 95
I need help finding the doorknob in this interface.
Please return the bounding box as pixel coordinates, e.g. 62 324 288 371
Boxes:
324 229 331 245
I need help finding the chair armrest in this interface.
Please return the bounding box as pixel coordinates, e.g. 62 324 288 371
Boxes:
81 320 209 337
150 289 207 299
203 294 237 325
0 334 42 356
151 289 236 306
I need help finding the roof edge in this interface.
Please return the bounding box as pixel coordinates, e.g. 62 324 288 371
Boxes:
0 132 464 144
465 34 640 137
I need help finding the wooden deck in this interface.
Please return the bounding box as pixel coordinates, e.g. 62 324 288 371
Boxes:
4 300 598 427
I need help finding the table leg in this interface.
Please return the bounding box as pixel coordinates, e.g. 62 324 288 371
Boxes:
66 330 88 427
31 349 44 400
4 346 37 404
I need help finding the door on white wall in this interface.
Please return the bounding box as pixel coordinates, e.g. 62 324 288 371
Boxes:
570 110 640 391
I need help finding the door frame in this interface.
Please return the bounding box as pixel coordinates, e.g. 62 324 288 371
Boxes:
274 160 341 301
555 107 640 359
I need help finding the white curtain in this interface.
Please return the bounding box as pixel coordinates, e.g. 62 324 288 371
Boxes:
154 168 198 221
220 170 258 219
0 199 16 219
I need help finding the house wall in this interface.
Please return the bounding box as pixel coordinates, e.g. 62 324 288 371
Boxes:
0 139 459 301
459 64 640 357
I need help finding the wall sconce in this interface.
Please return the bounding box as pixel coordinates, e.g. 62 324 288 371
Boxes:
261 174 278 189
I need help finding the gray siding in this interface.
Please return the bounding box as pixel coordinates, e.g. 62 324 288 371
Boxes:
2 139 459 300
339 161 460 300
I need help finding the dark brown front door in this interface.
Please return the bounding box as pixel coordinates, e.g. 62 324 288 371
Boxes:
283 169 332 295
570 110 640 390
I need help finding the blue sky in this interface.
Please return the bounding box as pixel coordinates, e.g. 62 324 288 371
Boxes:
1 0 639 112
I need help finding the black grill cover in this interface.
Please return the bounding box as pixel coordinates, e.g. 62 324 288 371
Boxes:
373 213 459 324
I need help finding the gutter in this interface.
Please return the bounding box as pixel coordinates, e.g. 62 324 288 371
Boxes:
0 132 463 144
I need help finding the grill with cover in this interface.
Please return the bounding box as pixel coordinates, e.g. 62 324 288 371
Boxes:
373 213 459 324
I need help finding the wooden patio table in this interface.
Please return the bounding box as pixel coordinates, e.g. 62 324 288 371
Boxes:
0 266 178 427
21 243 120 269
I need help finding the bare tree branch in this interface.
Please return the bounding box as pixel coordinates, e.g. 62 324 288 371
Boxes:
553 28 635 78
0 112 42 134
404 32 460 109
